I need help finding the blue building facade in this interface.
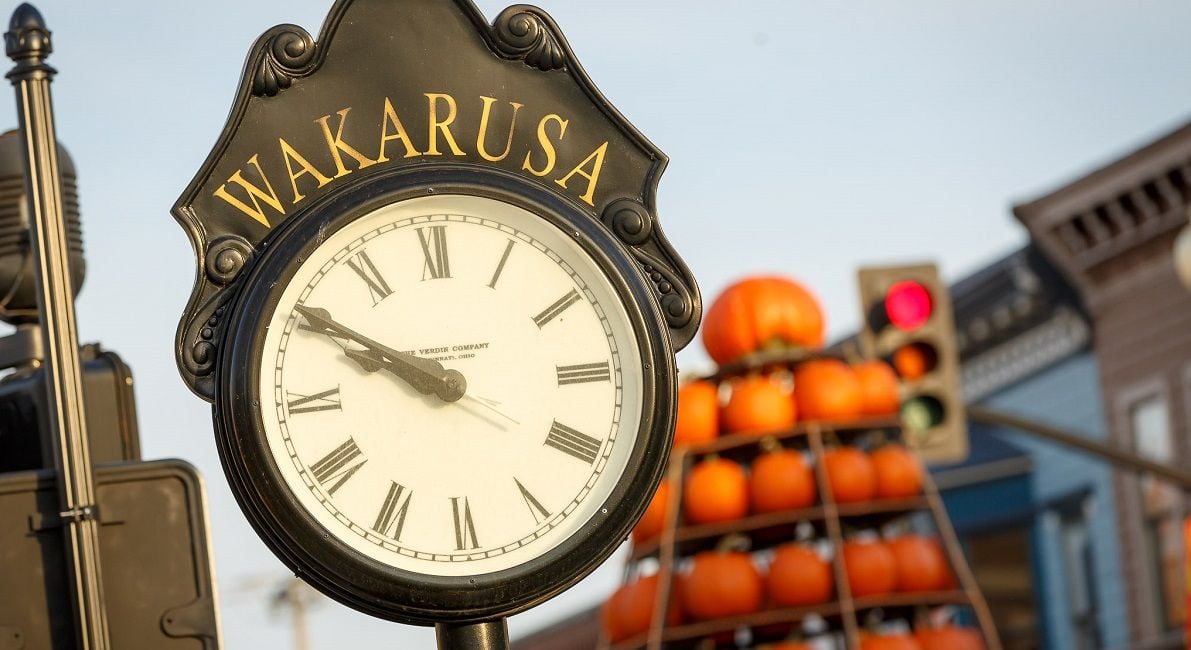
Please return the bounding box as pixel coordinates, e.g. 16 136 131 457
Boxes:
936 247 1130 649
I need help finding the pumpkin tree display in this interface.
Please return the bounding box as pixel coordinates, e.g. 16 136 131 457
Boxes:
598 274 998 650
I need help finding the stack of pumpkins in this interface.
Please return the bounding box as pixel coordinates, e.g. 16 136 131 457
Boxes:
601 277 987 650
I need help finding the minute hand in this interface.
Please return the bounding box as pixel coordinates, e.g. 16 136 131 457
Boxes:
295 305 465 402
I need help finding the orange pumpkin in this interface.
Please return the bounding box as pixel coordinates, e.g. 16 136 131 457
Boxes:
889 536 950 592
860 633 923 650
871 445 923 499
601 574 682 642
767 544 833 607
684 457 749 524
843 539 896 597
701 276 825 364
822 446 876 503
794 359 863 421
674 380 719 448
916 626 984 650
681 550 764 620
631 480 672 544
750 449 816 513
721 375 797 436
601 581 629 641
855 360 900 416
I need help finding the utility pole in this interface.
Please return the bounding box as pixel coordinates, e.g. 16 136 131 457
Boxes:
270 577 314 650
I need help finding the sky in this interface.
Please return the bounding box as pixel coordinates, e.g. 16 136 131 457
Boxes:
3 0 1191 647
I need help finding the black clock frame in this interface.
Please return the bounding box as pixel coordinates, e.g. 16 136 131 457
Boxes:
213 165 676 624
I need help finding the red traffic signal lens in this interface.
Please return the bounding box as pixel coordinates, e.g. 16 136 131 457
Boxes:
885 280 932 330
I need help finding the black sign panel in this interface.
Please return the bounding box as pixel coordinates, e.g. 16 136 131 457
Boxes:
0 461 220 649
173 0 699 400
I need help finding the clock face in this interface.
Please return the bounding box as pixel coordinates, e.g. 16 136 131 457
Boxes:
256 193 644 577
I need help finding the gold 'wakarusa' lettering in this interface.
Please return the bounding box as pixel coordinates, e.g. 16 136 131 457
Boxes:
212 153 285 227
555 141 608 207
209 94 616 229
522 114 568 177
424 93 466 157
377 97 421 161
315 107 377 178
279 138 333 204
476 96 523 162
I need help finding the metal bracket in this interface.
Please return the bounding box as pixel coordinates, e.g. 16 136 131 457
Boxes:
0 325 42 369
160 595 220 643
27 504 110 532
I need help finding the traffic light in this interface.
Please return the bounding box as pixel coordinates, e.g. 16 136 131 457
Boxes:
857 263 968 463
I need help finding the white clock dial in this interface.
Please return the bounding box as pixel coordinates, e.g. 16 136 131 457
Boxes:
257 194 644 577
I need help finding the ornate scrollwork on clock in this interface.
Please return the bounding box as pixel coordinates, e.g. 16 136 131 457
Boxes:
601 198 700 350
251 25 319 97
177 235 255 400
491 7 566 71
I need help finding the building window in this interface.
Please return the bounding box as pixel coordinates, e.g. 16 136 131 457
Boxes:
1059 506 1100 649
1128 394 1181 633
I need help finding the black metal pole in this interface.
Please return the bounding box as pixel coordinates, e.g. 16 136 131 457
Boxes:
5 4 110 649
435 619 510 650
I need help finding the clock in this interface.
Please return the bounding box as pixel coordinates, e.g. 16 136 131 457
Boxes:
213 169 676 623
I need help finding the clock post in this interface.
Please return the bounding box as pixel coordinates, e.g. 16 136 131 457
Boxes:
171 0 701 645
436 619 508 650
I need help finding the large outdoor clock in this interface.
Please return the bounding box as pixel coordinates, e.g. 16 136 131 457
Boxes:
171 0 699 627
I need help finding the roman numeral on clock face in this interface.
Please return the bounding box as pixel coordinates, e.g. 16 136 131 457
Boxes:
345 249 393 304
417 225 451 280
451 496 480 550
310 438 367 495
514 478 551 525
533 289 581 328
487 239 515 289
372 481 413 541
556 362 611 386
544 420 602 464
286 386 342 414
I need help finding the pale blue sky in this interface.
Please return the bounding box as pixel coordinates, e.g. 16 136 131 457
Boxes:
4 0 1191 647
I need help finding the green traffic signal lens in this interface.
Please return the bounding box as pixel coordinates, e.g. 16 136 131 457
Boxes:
901 395 944 432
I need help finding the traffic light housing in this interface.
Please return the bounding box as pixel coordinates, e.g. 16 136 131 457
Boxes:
857 263 968 463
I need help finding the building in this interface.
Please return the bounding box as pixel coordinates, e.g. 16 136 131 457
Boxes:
1013 121 1191 648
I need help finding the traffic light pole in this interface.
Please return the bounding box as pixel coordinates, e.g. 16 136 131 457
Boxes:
967 406 1191 490
6 5 112 649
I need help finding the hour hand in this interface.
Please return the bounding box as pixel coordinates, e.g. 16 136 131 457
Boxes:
345 347 466 402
